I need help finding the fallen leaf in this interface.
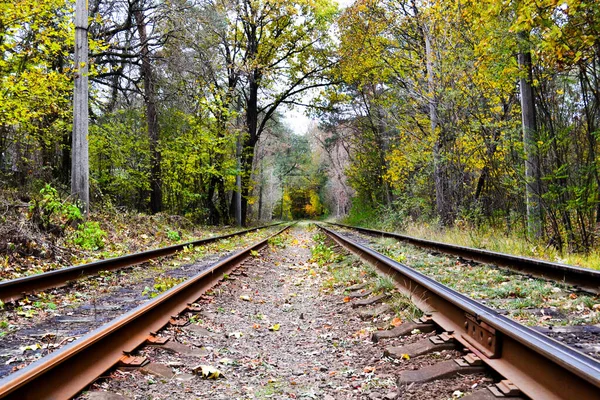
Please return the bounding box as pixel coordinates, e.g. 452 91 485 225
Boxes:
19 344 40 353
363 366 376 373
252 323 261 329
343 296 351 303
269 324 281 331
401 353 410 360
193 364 223 379
240 295 251 302
570 293 578 299
391 317 402 327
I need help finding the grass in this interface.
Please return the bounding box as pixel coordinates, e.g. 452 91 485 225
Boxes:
398 221 600 271
311 233 422 322
371 236 600 326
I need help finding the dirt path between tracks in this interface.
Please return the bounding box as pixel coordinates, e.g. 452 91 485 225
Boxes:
82 226 488 400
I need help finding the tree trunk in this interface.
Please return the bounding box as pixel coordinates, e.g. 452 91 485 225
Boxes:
424 25 448 225
241 71 260 225
71 0 89 215
235 132 242 226
518 31 542 239
134 8 162 214
258 159 263 221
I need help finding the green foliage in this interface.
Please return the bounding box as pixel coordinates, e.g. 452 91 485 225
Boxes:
167 230 181 241
142 276 186 298
310 233 343 266
89 109 151 210
71 222 107 251
29 185 82 232
345 197 379 228
268 235 287 248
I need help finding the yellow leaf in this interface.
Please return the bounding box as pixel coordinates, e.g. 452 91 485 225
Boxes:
269 323 281 331
401 354 410 360
194 364 223 379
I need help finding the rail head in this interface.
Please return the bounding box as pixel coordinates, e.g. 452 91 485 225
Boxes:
318 224 600 400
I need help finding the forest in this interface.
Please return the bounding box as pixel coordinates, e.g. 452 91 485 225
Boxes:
2 0 600 260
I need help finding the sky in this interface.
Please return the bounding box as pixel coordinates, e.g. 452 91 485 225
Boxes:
282 0 355 135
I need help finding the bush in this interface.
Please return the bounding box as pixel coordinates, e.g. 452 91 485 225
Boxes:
71 222 107 250
167 230 181 241
29 184 82 232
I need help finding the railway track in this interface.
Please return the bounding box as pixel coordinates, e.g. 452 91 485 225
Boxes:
328 222 600 295
0 224 291 399
318 224 600 400
0 223 281 303
1 223 598 399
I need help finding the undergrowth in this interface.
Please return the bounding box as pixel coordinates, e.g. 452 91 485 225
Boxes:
342 212 600 270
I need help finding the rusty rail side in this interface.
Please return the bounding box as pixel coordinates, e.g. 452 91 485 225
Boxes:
329 222 600 294
0 222 282 302
0 224 290 400
319 225 600 400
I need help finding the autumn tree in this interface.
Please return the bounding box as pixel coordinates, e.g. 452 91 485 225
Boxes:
0 1 74 186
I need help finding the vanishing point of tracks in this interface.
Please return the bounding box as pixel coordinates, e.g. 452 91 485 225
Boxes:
0 222 598 399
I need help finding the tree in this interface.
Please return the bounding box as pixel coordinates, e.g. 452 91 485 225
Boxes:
0 0 73 186
231 0 338 224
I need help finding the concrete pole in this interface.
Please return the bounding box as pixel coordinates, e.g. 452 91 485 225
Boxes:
72 0 89 215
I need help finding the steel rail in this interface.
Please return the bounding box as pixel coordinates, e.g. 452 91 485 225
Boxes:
329 222 600 294
0 224 291 400
319 224 600 400
0 222 283 302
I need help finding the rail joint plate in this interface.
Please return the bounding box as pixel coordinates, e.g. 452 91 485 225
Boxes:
463 314 501 358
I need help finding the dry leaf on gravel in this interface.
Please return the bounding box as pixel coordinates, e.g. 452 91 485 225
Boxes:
193 365 223 379
269 323 281 331
391 317 402 327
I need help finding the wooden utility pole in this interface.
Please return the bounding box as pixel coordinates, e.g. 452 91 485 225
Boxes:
518 31 542 239
72 0 89 215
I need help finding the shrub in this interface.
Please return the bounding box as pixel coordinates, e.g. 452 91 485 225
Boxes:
167 230 181 241
29 185 82 232
71 222 107 250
